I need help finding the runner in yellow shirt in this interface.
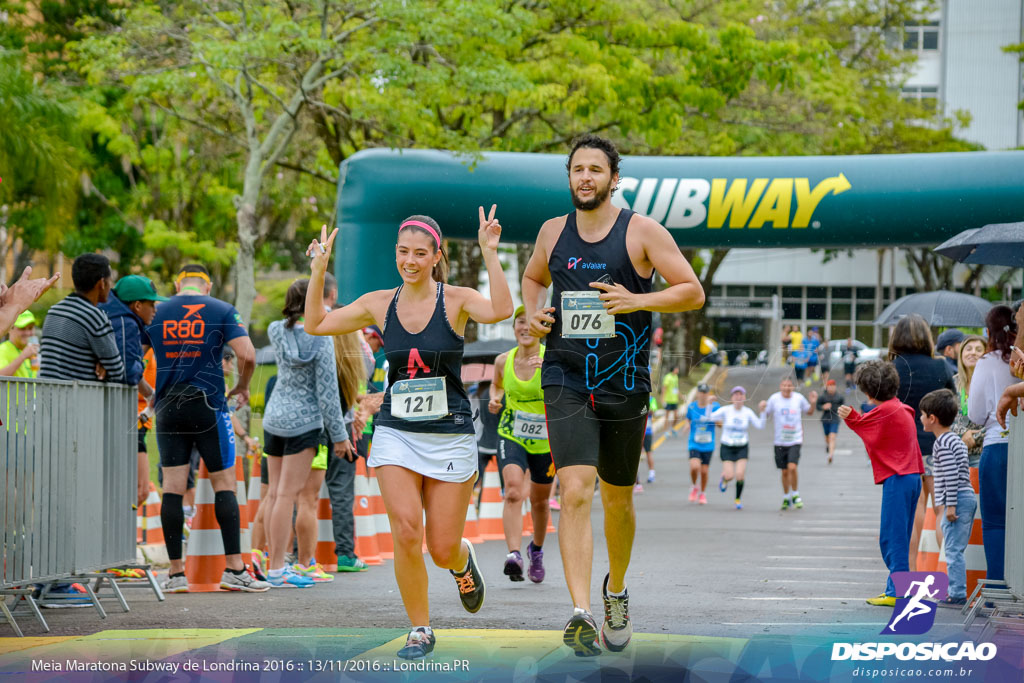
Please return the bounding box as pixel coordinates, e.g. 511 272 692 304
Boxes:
661 366 680 436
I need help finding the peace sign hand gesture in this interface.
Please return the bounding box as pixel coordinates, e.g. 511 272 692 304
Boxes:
306 224 338 277
478 204 501 252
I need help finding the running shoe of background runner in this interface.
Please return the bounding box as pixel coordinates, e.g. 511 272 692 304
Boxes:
162 573 189 593
527 541 545 583
337 554 368 572
221 569 271 592
792 495 804 509
396 627 436 660
247 561 268 583
563 608 601 657
293 561 334 582
549 497 561 511
504 550 525 582
267 566 315 588
781 497 791 510
647 471 655 484
689 485 699 503
866 594 896 607
251 549 267 575
451 539 485 613
735 499 743 510
719 476 727 492
698 493 707 505
633 483 644 494
600 574 633 652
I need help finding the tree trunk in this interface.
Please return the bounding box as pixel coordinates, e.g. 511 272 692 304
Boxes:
873 249 883 347
234 154 263 325
447 238 484 342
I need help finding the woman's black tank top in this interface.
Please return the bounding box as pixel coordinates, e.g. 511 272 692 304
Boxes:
376 282 474 434
542 208 653 397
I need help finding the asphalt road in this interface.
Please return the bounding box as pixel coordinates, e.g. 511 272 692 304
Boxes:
27 366 968 638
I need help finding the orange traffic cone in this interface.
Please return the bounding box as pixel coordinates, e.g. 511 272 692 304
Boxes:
184 461 226 592
463 497 483 545
916 492 940 572
246 454 262 526
478 459 504 541
235 457 250 555
937 467 987 597
353 458 383 565
137 482 163 545
368 465 394 560
314 481 338 571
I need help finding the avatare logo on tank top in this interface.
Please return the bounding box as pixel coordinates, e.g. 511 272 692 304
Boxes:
567 257 606 270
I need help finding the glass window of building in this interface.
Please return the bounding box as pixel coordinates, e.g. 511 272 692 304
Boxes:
782 286 803 299
783 302 802 319
832 287 852 299
754 285 777 298
806 302 827 320
832 302 852 320
903 21 939 52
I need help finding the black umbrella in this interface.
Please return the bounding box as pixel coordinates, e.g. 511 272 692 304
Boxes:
462 338 517 362
874 291 993 327
934 222 1024 268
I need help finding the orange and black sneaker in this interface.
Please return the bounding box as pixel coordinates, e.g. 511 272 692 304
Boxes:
563 607 601 657
450 538 485 613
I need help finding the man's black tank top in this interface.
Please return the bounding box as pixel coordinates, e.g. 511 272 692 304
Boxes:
542 208 653 397
376 282 474 434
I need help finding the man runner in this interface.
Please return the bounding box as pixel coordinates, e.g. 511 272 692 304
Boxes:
149 264 269 593
759 377 818 510
522 134 704 656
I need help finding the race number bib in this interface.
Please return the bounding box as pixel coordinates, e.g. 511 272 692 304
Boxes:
513 411 548 440
560 291 614 339
694 429 712 444
391 377 448 421
781 424 799 442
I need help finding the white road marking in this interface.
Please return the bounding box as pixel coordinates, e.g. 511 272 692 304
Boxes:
765 579 877 585
765 556 877 561
760 567 885 573
737 597 867 601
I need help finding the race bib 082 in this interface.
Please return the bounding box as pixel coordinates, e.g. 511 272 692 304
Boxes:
513 411 548 440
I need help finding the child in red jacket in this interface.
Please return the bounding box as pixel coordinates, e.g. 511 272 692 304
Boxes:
837 360 925 607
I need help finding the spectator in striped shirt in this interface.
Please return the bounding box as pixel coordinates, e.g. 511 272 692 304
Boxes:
38 254 126 384
919 388 977 606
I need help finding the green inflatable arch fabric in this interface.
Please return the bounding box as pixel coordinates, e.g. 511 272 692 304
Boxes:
333 148 1024 300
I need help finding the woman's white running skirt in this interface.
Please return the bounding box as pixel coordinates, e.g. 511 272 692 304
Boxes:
368 426 477 483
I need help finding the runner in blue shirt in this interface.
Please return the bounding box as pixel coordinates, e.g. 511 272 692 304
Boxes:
148 263 268 594
681 383 721 505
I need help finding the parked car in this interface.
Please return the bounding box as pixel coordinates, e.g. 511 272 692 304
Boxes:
827 339 883 369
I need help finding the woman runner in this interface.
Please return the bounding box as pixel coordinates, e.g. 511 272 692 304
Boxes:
304 208 513 660
711 386 764 509
488 306 553 584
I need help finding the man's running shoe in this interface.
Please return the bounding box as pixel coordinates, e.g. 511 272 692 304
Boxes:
600 573 633 652
719 476 727 493
451 539 485 613
698 493 707 505
563 608 601 657
792 495 804 509
688 485 699 503
396 627 436 660
866 594 896 607
647 470 655 484
526 541 545 583
221 569 271 592
267 566 315 588
781 497 791 510
336 554 368 572
293 562 334 582
503 550 525 582
161 573 189 593
633 483 644 494
735 499 743 510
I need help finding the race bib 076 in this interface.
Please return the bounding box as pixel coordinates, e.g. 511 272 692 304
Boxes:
560 291 614 339
391 377 448 421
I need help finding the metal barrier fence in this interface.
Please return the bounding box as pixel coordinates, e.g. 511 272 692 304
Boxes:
1007 414 1024 599
1 377 136 589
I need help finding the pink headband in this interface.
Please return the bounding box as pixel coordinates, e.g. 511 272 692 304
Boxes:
398 220 441 247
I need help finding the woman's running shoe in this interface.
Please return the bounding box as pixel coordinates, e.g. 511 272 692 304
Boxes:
336 554 368 572
689 485 699 503
549 497 561 511
503 550 524 582
293 562 334 582
396 627 435 660
735 499 743 510
527 541 545 583
698 493 707 505
267 566 315 588
719 476 727 492
633 483 644 494
221 569 271 592
161 573 189 593
451 539 485 613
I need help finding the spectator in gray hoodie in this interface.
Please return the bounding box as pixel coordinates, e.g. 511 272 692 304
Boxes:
261 279 352 588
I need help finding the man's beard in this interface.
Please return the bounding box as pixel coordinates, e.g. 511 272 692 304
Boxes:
570 180 612 211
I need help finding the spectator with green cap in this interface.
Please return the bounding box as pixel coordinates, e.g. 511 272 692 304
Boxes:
0 310 39 378
100 274 168 387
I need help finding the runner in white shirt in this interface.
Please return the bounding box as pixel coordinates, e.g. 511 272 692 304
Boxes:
759 377 817 510
710 386 764 510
